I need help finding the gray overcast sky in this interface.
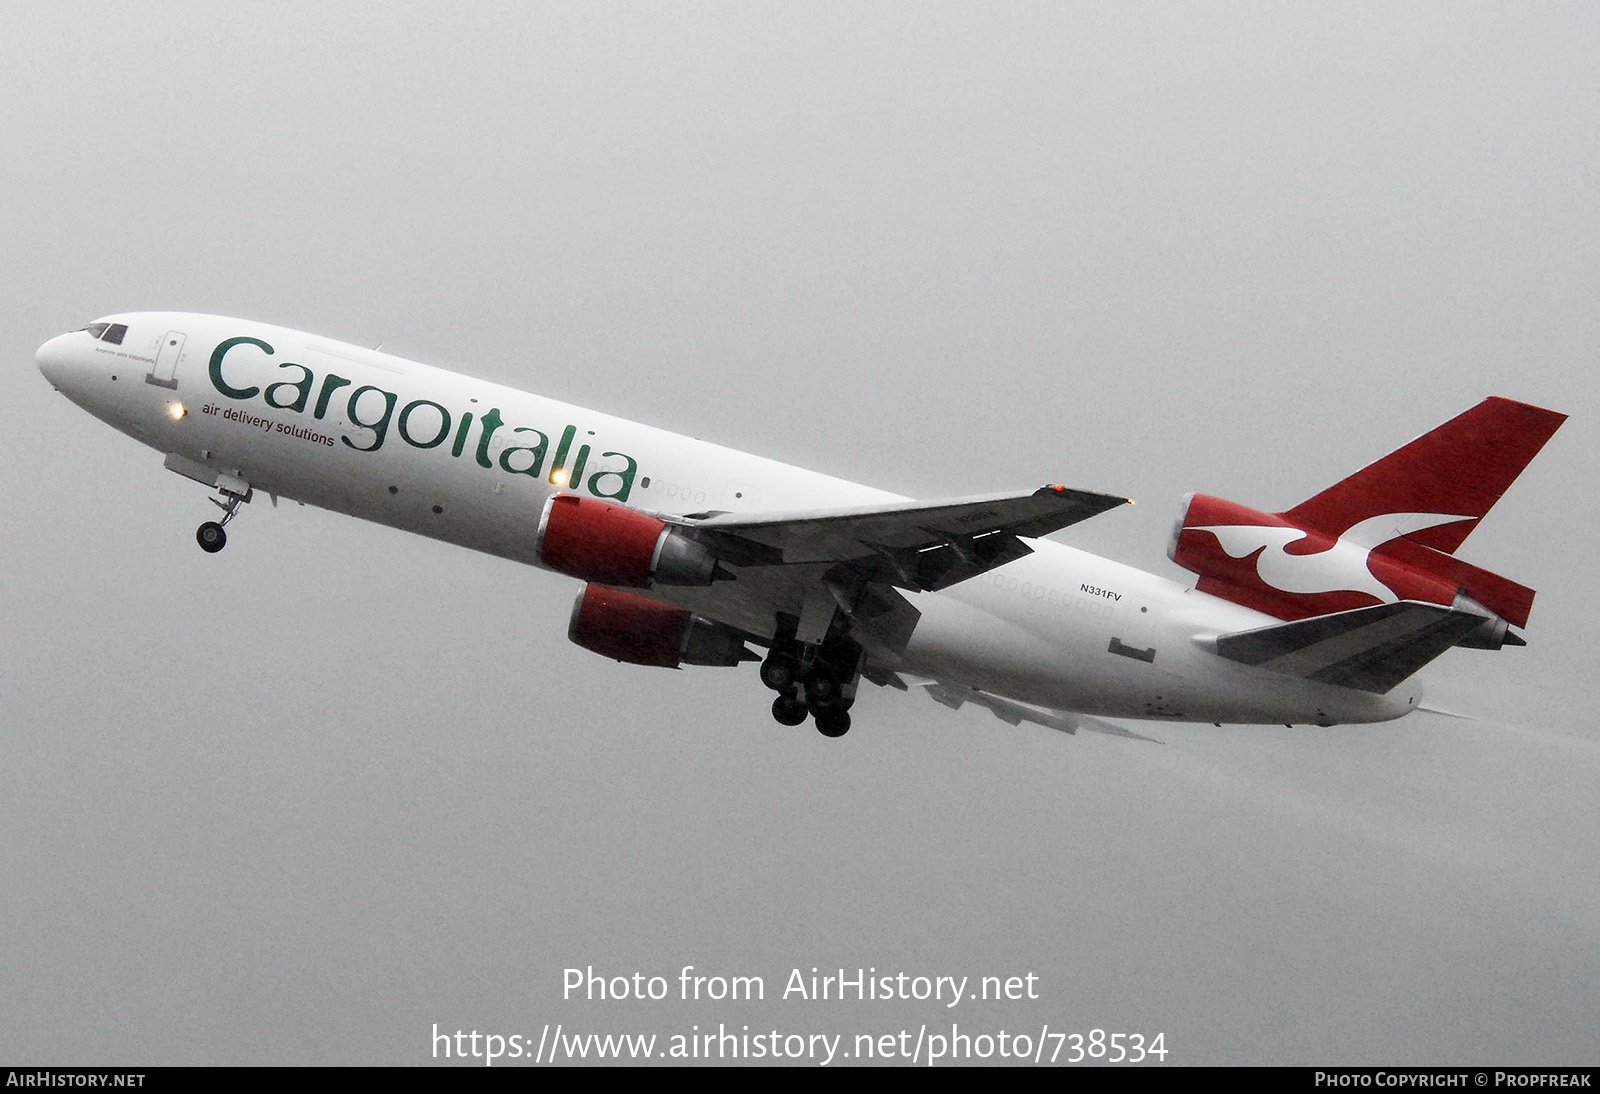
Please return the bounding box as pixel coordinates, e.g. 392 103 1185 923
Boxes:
3 1 1596 1066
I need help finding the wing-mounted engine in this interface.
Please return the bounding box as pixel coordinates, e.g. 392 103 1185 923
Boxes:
535 494 729 588
568 584 757 668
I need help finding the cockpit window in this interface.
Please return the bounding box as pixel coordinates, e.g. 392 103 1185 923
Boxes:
82 322 127 345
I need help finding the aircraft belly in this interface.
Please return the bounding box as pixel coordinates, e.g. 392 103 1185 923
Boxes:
905 564 1416 726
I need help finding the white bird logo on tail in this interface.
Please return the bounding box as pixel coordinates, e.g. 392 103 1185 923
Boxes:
1191 512 1475 602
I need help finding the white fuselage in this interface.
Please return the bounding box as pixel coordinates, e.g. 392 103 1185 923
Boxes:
36 313 1417 727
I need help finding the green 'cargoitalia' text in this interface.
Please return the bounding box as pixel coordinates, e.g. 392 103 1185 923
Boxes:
208 335 637 501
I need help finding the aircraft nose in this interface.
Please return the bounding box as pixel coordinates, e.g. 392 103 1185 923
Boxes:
36 332 79 387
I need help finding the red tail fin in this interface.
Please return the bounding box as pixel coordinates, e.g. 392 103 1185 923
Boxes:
1283 397 1566 553
1170 397 1566 631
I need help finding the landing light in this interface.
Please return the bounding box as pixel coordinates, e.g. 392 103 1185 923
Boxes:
168 402 186 420
550 469 568 486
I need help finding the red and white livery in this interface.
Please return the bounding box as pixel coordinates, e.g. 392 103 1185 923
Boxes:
37 314 1566 739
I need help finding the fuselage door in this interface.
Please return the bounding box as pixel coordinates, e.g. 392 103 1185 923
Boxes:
146 331 187 388
1108 597 1158 665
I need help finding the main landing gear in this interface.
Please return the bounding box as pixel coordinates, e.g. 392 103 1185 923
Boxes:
771 693 809 727
196 482 251 553
760 628 861 738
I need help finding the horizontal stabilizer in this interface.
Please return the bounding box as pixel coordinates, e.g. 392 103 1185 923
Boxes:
1208 601 1488 694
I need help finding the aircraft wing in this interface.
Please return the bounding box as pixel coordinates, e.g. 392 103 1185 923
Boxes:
663 485 1129 653
685 485 1128 590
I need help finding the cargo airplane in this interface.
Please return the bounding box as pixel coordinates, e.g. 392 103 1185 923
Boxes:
36 314 1565 739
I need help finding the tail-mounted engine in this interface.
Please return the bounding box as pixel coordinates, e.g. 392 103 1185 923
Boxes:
1169 397 1568 650
1168 493 1533 649
568 584 756 668
535 494 726 588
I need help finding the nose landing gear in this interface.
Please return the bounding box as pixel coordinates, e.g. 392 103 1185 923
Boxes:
195 481 251 553
196 521 227 553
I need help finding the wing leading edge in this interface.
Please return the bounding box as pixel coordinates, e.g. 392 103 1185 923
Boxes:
683 484 1129 590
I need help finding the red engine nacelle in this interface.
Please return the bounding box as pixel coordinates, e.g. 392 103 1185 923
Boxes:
536 494 721 588
568 584 754 668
